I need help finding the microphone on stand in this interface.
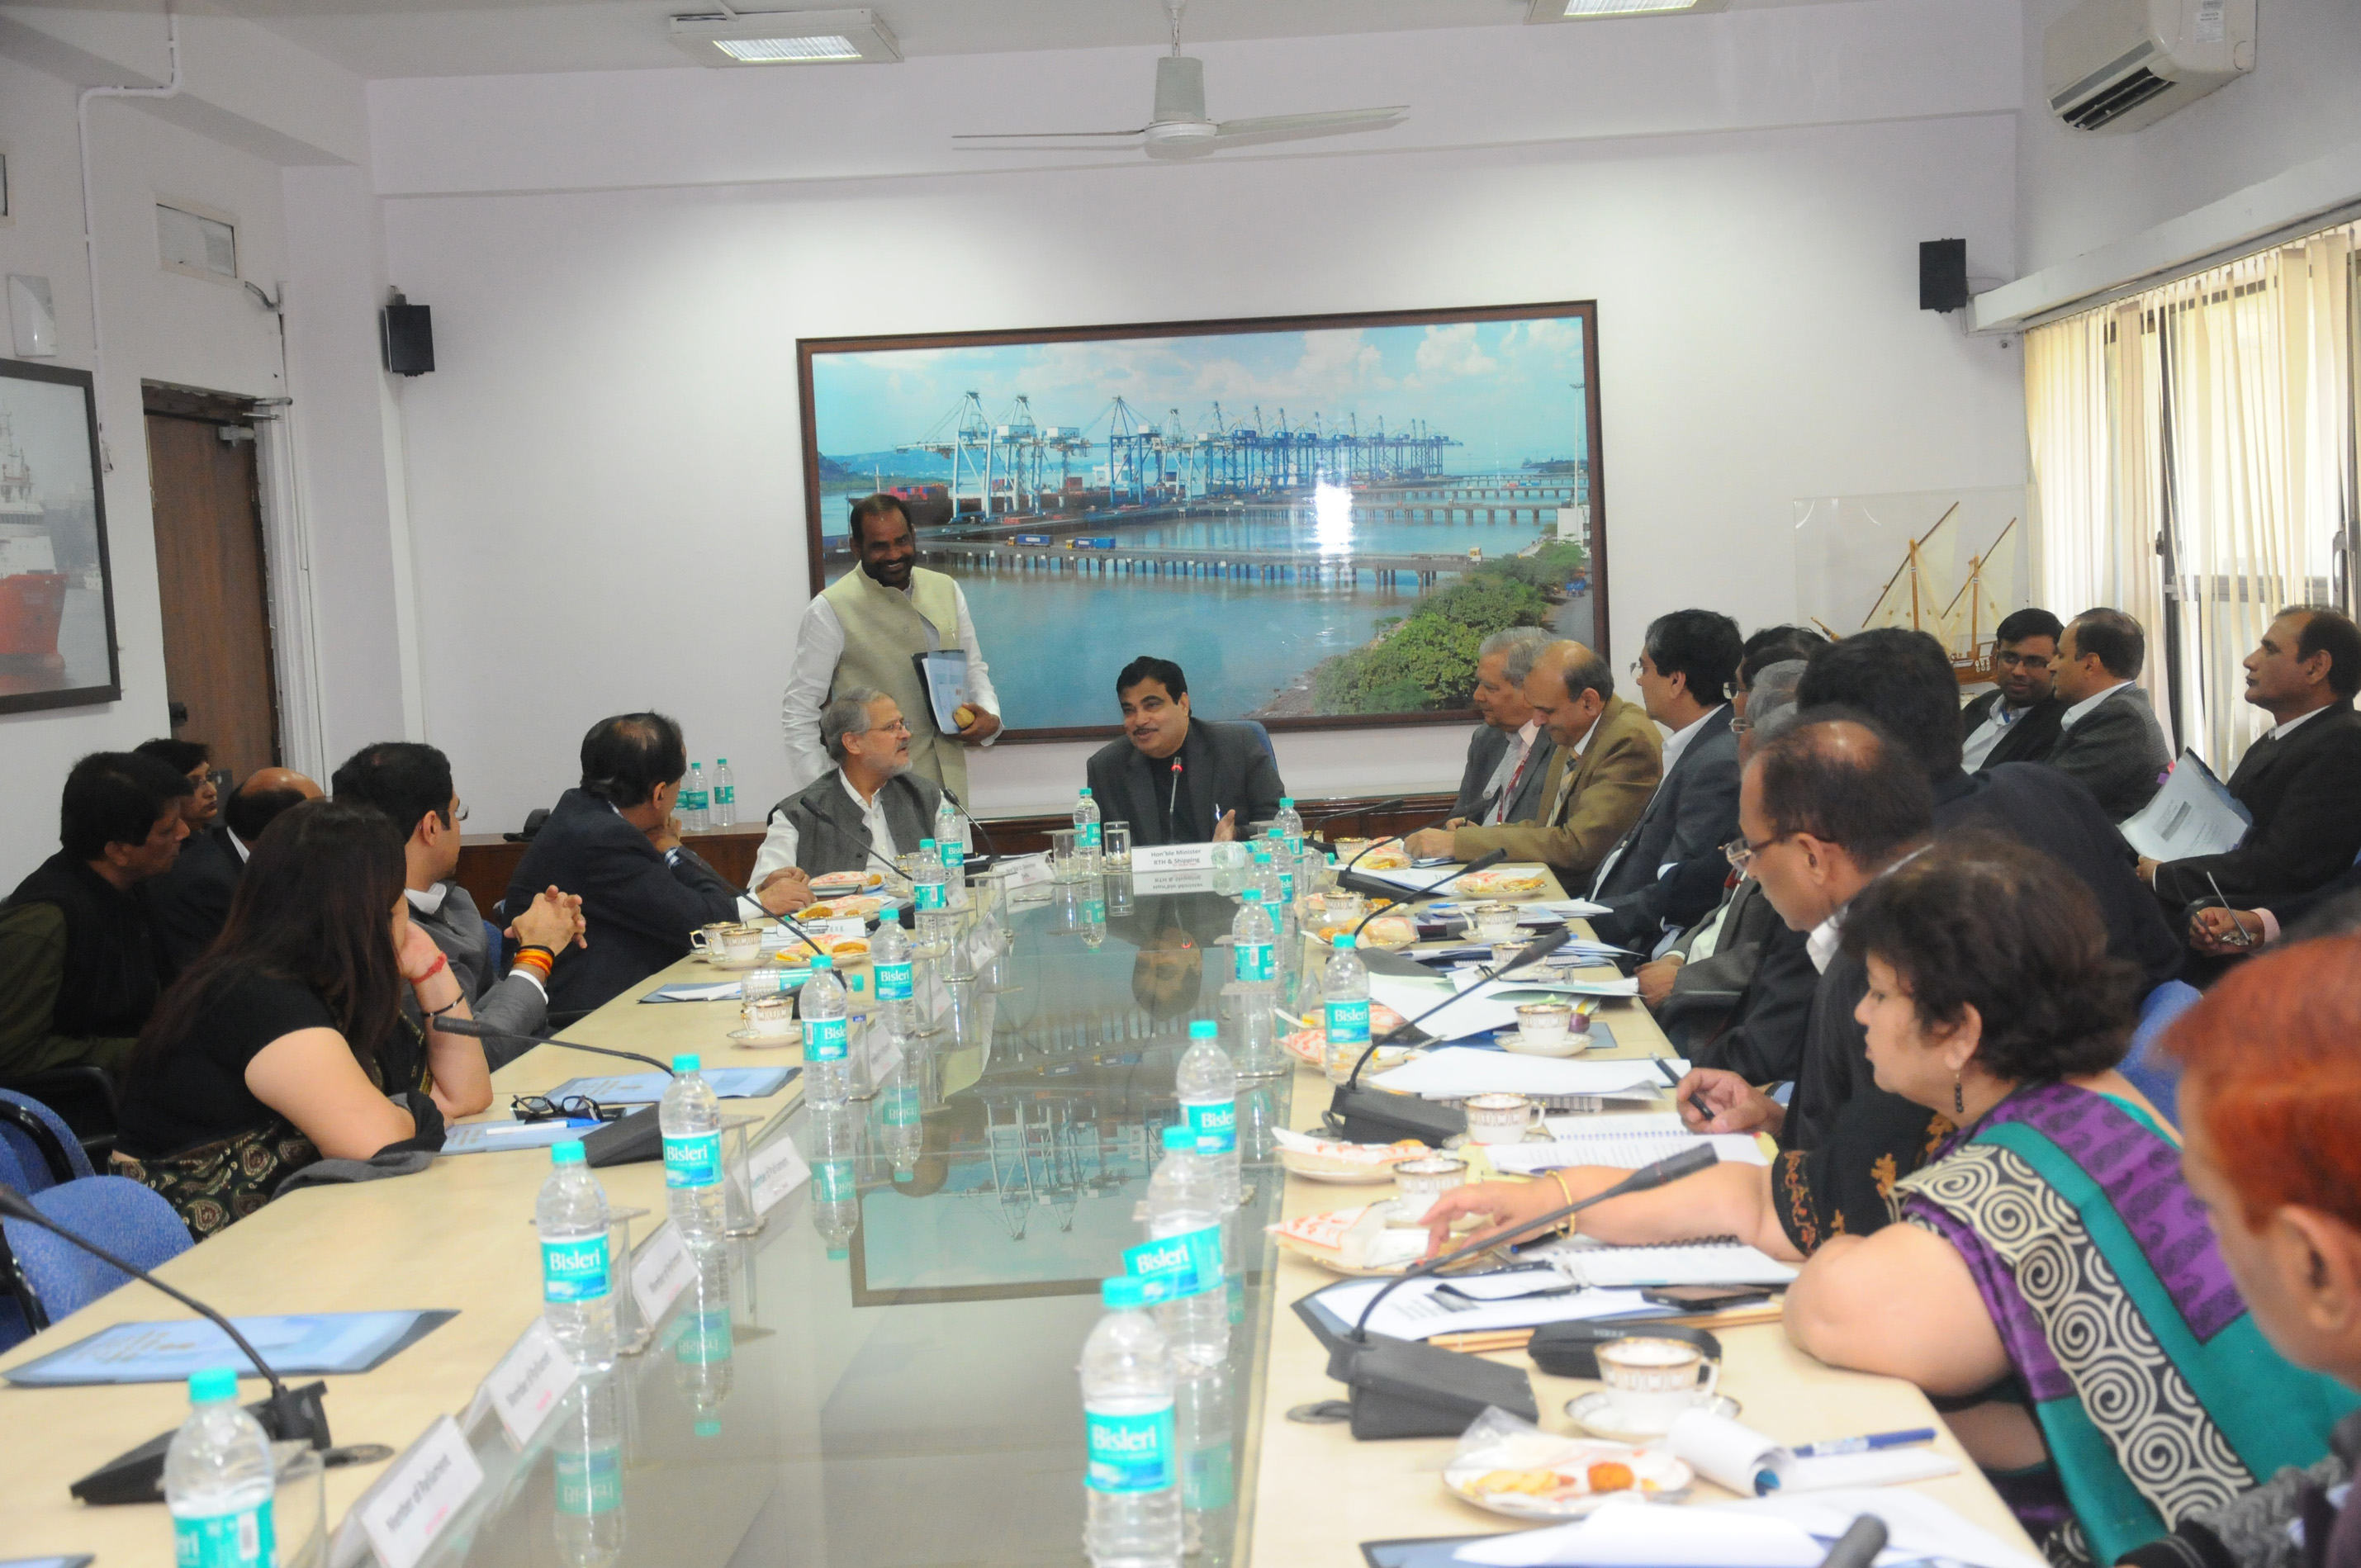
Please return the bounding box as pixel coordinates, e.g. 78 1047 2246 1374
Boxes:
1334 808 1464 894
1346 850 1508 938
1342 921 1572 1092
0 1182 339 1504
937 782 997 861
431 1017 673 1078
755 809 907 938
1307 796 1403 841
1816 1517 1890 1568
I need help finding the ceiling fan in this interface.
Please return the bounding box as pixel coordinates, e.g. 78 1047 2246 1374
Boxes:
954 0 1408 159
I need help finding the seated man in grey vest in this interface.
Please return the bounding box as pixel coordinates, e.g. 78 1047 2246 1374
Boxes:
752 689 944 887
1448 626 1557 828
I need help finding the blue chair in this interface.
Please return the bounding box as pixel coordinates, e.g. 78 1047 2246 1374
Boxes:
0 1089 94 1191
2122 979 2202 1126
1 1177 192 1336
483 918 508 973
1232 718 1279 766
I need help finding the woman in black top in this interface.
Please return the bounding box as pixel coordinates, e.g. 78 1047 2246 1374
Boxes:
115 799 493 1237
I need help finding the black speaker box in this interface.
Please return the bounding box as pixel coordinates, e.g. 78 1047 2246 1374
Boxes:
381 300 434 376
1919 239 1969 313
1339 1338 1538 1439
583 1104 662 1168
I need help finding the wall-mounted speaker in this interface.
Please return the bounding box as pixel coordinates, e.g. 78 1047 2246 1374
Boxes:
380 294 434 376
1919 239 1969 314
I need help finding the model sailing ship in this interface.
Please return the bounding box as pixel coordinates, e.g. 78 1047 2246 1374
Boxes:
1838 504 2021 685
0 411 68 664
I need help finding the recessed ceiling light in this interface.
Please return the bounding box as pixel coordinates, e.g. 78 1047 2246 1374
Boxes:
668 8 902 66
1526 0 1728 20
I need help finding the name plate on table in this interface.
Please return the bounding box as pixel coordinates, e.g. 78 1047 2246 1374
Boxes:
631 1224 694 1324
1132 843 1216 874
799 917 867 943
1133 867 1218 896
751 1137 812 1214
483 1320 580 1450
352 1415 484 1568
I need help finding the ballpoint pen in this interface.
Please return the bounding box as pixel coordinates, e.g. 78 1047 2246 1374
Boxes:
1790 1427 1937 1457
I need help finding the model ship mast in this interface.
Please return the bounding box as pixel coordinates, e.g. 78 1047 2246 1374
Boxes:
1857 504 2019 685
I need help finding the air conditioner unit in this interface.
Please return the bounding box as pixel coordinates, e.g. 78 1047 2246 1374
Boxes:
2044 0 2254 134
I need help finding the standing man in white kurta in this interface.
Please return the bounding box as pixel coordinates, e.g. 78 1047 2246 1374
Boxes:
780 493 1003 803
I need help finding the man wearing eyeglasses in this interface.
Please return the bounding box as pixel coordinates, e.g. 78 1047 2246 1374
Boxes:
2043 608 2171 821
753 688 939 888
1957 609 2065 773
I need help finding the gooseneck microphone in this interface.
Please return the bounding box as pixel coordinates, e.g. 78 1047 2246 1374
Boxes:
1817 1517 1890 1568
431 1018 672 1077
1333 807 1467 893
1349 1144 1721 1341
1307 796 1404 837
1341 922 1572 1093
1346 850 1508 940
936 783 997 860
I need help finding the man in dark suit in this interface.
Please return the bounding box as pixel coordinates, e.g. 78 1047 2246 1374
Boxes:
1958 608 2065 771
1587 609 1744 951
1083 656 1287 847
1449 627 1557 827
145 767 320 973
506 713 800 1016
2147 606 2361 909
2044 608 2171 820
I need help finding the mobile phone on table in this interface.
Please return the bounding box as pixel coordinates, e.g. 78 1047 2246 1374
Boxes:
1411 856 1455 868
1639 1285 1771 1311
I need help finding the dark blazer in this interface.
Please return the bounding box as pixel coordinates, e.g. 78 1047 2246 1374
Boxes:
2045 684 2171 821
1588 708 1741 949
2262 859 2361 934
503 788 744 1016
1688 918 1818 1083
2155 703 2361 908
770 769 943 879
145 827 244 975
1450 725 1557 827
1653 874 1775 1036
1084 719 1287 847
1934 765 2183 990
1960 691 2065 770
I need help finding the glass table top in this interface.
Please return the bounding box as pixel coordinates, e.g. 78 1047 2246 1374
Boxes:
429 880 1295 1568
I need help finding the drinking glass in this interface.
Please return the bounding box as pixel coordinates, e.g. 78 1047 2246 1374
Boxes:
1050 828 1081 882
1209 841 1249 896
1103 822 1133 870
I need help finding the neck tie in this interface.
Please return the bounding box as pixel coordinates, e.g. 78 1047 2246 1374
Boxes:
1490 741 1532 827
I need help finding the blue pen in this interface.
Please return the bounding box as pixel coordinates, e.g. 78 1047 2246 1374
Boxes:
1790 1427 1937 1458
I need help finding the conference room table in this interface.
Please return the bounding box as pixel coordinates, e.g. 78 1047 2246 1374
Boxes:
0 860 2037 1566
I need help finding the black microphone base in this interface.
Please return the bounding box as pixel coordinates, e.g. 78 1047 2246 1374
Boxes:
582 1104 664 1168
1335 1338 1537 1440
1327 1085 1467 1146
71 1381 330 1506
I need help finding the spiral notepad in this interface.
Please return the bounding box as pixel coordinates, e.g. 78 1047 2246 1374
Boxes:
1543 1238 1799 1289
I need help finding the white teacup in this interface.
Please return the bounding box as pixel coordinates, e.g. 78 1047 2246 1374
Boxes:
1595 1335 1722 1435
1468 902 1521 944
1462 1092 1542 1144
1388 1155 1468 1225
697 923 763 968
739 995 796 1038
690 921 734 962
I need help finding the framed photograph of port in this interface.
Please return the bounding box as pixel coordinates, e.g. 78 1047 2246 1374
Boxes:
798 301 1603 740
0 358 121 714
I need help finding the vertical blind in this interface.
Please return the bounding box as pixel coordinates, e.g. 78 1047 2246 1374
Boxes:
2027 222 2359 773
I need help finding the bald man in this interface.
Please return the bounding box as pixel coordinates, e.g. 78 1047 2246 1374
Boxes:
146 765 323 973
1406 640 1661 887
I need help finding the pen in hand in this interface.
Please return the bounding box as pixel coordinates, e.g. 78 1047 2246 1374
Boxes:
1655 1057 1716 1125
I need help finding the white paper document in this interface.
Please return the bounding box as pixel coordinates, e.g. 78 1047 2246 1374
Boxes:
1315 1277 1652 1342
1723 1490 2041 1568
1533 1238 1799 1289
1489 1129 1769 1172
913 649 970 733
2120 748 2251 862
1368 1048 1671 1100
1454 1499 1826 1567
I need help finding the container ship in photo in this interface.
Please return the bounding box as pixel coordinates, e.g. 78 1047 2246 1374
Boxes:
0 412 67 665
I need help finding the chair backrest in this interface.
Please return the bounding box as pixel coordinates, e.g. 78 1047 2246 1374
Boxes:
483 919 507 975
1228 718 1278 765
2122 978 2202 1127
0 1090 94 1191
2 1176 192 1333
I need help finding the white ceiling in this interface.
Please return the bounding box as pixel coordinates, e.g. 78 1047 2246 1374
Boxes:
187 0 1872 82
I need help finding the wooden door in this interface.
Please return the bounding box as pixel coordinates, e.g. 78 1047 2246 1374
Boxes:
145 395 278 779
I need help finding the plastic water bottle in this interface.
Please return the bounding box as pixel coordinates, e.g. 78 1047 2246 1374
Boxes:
1229 890 1275 988
1079 873 1107 950
935 794 967 902
809 1103 859 1257
1143 1125 1227 1369
1176 1021 1240 1212
1322 935 1371 1086
874 1026 924 1181
1177 1364 1236 1559
913 840 951 947
552 1372 625 1568
799 954 851 1110
871 918 914 1032
1075 786 1104 869
1273 797 1304 860
673 1244 733 1438
712 759 737 829
1082 1276 1183 1568
537 1140 617 1370
660 1053 725 1244
164 1367 276 1568
1249 850 1282 909
680 762 710 832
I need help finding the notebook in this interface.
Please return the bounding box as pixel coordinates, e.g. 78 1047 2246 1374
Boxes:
1488 1126 1769 1171
1528 1237 1799 1289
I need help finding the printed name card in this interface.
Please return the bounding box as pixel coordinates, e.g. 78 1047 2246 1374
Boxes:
484 1319 579 1451
1132 843 1216 874
802 917 867 942
751 1135 811 1214
993 853 1052 890
356 1415 484 1568
1133 868 1218 897
630 1224 693 1324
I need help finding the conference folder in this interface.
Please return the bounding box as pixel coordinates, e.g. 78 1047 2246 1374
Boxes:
4 1309 455 1388
545 1068 794 1102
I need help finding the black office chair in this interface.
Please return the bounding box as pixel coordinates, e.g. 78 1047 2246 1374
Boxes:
0 1064 121 1168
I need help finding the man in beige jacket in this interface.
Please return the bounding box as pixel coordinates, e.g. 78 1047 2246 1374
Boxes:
1407 640 1662 888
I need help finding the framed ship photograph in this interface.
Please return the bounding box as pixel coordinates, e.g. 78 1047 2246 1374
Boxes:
0 359 120 714
798 301 1605 741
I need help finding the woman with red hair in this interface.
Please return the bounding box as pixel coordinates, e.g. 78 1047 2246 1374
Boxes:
2121 938 2361 1568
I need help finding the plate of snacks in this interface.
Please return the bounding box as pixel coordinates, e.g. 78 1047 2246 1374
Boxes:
809 869 885 896
798 894 889 921
1453 866 1551 899
1356 914 1420 949
1271 1129 1430 1183
1443 1415 1691 1521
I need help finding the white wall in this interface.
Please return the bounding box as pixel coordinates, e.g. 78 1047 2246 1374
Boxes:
2015 0 2361 274
375 7 2028 831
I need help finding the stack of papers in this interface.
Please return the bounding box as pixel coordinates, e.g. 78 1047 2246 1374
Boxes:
1368 1048 1671 1101
441 1119 598 1155
1451 1490 2031 1568
1311 1276 1656 1343
1490 1125 1768 1171
2121 748 2251 863
1527 1238 1799 1289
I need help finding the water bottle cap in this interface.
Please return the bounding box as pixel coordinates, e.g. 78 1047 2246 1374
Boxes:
921 837 936 849
1332 933 1357 949
1101 1275 1150 1310
826 1247 850 1262
717 757 728 765
810 955 834 970
673 1053 701 1072
1281 797 1294 808
1079 787 1092 798
1189 1020 1217 1040
1252 851 1272 864
1162 1125 1197 1151
1240 888 1262 902
695 1419 723 1438
188 1367 239 1404
550 1139 587 1166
